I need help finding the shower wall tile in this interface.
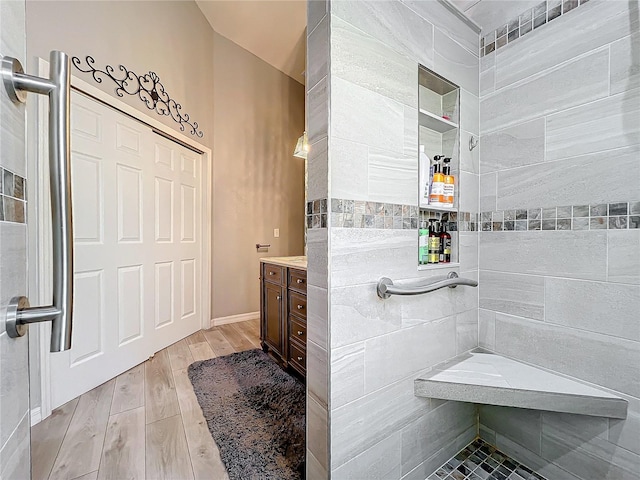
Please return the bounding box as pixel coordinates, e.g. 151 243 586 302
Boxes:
331 16 418 106
545 278 640 341
480 66 495 96
542 411 609 442
331 0 435 69
608 230 640 285
480 48 608 133
433 28 480 96
494 0 638 89
496 145 640 210
368 148 418 205
479 231 607 281
460 89 479 136
401 401 477 476
331 342 365 409
479 172 496 212
331 77 405 154
307 228 328 289
546 87 640 161
0 330 30 448
479 271 544 320
479 405 542 455
460 130 479 174
0 412 30 480
494 312 640 399
609 399 640 455
459 232 478 271
330 375 432 468
308 0 327 33
307 340 328 406
332 432 402 480
541 421 640 480
404 0 480 54
307 15 329 91
480 118 545 172
330 228 415 288
459 171 479 213
610 31 640 95
308 396 329 468
307 137 328 201
456 308 478 354
330 137 369 201
363 315 456 393
330 282 402 348
307 285 328 350
307 76 328 144
478 308 496 350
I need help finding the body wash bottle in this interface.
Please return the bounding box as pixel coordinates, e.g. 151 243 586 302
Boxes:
429 161 444 206
443 157 455 208
419 146 430 206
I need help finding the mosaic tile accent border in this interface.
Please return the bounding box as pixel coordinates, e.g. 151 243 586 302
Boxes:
1 167 26 224
481 0 589 57
306 198 478 231
481 201 640 232
428 438 548 480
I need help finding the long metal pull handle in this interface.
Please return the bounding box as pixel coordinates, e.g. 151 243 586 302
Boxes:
377 272 478 299
2 51 73 352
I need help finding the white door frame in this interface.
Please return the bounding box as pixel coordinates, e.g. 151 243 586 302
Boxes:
29 57 213 421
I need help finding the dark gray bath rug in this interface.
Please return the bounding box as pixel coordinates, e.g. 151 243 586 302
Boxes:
187 349 305 480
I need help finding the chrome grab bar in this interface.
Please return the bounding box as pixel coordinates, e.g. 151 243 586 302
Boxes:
377 272 478 299
1 51 74 352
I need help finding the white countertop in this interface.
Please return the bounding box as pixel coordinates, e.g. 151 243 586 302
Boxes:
260 256 307 270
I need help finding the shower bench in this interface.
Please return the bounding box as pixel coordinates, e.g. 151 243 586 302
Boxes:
414 351 627 419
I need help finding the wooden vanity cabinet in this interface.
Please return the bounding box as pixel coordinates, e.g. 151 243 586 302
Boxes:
260 262 307 378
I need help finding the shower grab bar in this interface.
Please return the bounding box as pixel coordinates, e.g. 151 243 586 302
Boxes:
377 272 478 299
2 51 74 352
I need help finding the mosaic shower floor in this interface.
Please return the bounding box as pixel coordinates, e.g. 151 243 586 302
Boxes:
427 438 548 480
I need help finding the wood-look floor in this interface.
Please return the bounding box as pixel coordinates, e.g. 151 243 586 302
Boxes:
31 320 261 480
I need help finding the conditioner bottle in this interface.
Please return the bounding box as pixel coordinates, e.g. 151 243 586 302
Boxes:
418 221 429 264
428 220 440 264
442 157 455 208
429 161 444 206
439 223 451 263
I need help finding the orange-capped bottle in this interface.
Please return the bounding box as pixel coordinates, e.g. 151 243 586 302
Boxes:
429 162 444 206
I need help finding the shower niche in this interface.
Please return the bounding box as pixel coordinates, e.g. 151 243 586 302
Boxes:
417 65 461 269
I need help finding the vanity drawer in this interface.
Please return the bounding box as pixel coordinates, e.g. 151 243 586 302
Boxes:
288 291 307 320
289 316 307 344
263 263 284 285
289 268 307 293
289 341 306 373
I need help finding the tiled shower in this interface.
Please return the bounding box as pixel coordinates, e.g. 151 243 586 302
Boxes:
305 0 639 479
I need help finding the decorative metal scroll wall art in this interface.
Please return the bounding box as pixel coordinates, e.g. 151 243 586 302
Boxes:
72 56 203 138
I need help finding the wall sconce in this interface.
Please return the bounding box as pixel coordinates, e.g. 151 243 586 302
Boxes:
293 131 309 159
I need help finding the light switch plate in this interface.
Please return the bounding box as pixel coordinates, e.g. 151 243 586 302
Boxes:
274 228 280 238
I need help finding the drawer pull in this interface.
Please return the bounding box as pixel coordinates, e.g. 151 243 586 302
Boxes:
276 295 281 301
296 279 304 284
297 330 304 336
297 356 303 361
269 271 275 276
297 304 304 310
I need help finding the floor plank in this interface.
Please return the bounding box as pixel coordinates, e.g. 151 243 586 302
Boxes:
174 368 229 480
97 407 145 480
31 398 79 480
233 321 261 348
146 415 195 480
49 380 115 480
188 341 216 362
217 324 255 352
167 339 195 371
70 471 98 480
144 349 180 424
184 330 207 345
202 329 236 357
110 364 144 415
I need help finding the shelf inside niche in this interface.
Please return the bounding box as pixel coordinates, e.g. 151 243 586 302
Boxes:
418 108 458 134
417 262 460 271
419 204 457 213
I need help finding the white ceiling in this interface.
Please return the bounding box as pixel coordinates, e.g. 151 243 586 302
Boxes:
196 0 307 85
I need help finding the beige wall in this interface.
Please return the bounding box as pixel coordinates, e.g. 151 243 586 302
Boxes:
212 32 305 319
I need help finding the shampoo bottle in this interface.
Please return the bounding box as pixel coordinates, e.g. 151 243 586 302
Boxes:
443 157 455 208
418 221 429 264
439 223 451 263
429 161 444 206
428 220 440 264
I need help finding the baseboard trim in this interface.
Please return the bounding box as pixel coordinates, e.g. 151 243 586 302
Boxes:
30 407 42 426
211 311 260 327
